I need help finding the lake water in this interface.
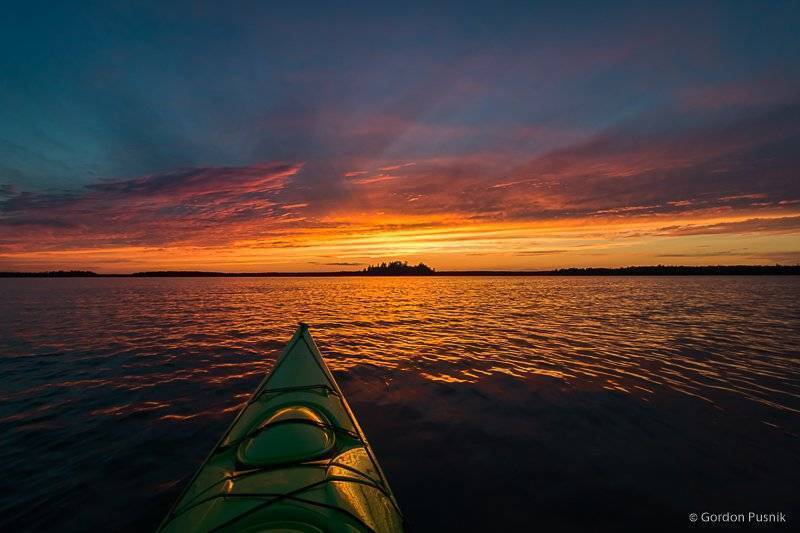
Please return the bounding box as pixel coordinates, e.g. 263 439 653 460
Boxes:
1 277 799 531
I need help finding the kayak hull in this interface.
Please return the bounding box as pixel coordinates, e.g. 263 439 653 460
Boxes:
158 324 403 532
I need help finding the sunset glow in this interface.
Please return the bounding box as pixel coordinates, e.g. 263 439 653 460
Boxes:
2 3 799 272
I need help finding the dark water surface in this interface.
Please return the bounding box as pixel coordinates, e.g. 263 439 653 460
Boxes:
1 277 799 531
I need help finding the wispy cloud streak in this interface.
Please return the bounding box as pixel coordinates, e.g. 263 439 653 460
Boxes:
1 163 302 252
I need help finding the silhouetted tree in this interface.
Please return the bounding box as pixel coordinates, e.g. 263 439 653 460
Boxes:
362 261 435 275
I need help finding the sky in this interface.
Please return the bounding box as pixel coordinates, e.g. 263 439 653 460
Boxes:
1 0 799 272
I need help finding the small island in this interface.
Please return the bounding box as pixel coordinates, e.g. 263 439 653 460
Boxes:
361 261 435 275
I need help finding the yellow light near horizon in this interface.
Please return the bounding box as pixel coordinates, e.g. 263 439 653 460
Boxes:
2 209 798 272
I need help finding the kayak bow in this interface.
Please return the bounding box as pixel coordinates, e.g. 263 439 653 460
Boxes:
158 323 404 532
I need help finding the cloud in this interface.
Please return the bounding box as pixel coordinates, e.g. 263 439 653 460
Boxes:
325 100 800 224
515 249 568 255
1 163 302 251
0 184 17 197
719 194 767 202
652 216 800 237
348 174 398 185
308 261 364 266
379 162 415 171
656 250 746 258
748 251 800 263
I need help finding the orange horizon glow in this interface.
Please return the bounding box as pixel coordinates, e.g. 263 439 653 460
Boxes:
3 206 798 273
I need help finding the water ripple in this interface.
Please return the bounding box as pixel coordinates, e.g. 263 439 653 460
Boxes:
1 276 799 530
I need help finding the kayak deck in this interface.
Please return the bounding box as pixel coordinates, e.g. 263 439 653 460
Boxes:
158 324 403 532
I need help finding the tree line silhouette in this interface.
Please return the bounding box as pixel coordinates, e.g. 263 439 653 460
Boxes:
361 261 435 275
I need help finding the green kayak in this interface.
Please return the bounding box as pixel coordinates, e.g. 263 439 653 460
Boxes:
158 323 404 532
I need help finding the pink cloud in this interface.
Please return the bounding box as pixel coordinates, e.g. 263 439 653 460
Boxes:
319 100 800 223
654 216 800 236
1 163 302 252
378 162 416 171
348 174 398 185
719 194 767 202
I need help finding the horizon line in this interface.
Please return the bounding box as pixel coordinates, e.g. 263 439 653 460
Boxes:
1 264 799 277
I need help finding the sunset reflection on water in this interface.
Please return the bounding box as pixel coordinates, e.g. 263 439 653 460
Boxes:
1 276 799 531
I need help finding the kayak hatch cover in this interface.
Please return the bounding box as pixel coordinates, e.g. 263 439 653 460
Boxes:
157 323 404 532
